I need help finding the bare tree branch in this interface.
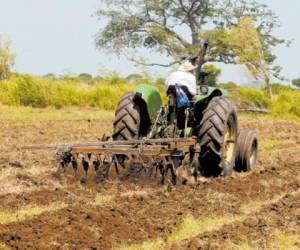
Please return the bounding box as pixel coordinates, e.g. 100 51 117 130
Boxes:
126 55 182 67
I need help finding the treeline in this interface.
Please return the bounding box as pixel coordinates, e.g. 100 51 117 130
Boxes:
0 74 299 119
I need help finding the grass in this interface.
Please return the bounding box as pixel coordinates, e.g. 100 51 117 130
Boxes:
117 239 165 250
0 75 135 109
223 231 300 250
0 74 164 109
223 242 257 250
2 103 298 125
93 194 115 206
272 231 300 250
259 138 294 153
117 213 244 250
0 105 114 122
239 192 292 215
120 190 150 198
167 214 238 244
0 243 10 250
116 191 300 250
0 202 67 224
1 74 300 119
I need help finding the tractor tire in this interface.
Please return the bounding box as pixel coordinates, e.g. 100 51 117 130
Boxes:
198 96 238 177
235 130 258 172
113 92 140 140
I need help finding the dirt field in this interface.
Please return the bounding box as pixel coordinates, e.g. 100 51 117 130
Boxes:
0 108 299 250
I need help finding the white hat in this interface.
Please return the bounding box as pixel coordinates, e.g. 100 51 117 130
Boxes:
178 61 197 72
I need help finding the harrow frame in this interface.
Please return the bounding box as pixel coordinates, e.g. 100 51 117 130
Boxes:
23 137 200 184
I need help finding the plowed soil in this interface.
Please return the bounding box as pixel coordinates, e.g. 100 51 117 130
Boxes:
0 114 299 250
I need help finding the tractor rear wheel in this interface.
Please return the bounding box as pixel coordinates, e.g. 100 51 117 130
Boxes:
198 96 238 177
235 130 258 172
113 92 141 140
111 92 141 178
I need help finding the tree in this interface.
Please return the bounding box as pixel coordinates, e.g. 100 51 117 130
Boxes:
213 18 281 99
126 73 143 83
44 73 56 80
203 64 221 87
78 73 93 80
96 0 284 68
292 78 300 88
0 38 15 81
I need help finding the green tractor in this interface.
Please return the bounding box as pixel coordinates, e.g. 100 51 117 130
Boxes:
23 44 258 184
113 45 258 180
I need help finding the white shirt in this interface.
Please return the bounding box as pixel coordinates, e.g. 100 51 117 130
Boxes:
165 71 197 96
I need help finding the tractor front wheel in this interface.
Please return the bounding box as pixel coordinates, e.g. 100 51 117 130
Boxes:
235 130 258 172
198 96 238 177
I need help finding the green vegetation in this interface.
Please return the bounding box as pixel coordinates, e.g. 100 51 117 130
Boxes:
220 82 300 119
0 38 15 81
0 74 299 119
0 74 151 109
203 64 222 87
292 78 300 88
97 1 286 99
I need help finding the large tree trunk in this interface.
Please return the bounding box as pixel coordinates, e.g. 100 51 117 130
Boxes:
188 16 201 45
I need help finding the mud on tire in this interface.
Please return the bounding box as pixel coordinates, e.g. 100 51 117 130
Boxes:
199 96 238 177
113 92 140 141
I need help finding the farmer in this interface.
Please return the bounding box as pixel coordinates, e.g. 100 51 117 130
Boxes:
165 61 197 135
165 61 197 99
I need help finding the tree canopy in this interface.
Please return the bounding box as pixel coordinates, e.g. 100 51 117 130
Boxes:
203 64 221 86
292 78 300 88
96 0 285 68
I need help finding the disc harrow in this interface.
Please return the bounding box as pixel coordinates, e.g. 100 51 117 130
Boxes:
23 137 200 185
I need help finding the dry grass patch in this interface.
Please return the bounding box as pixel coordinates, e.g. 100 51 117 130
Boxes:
223 242 257 250
93 194 115 206
0 202 67 224
167 214 238 244
117 239 164 250
0 105 114 123
260 138 295 153
120 190 150 198
117 190 300 250
239 192 294 215
271 230 300 250
0 243 10 250
204 191 234 204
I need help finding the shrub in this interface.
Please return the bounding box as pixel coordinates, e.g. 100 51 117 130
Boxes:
271 90 300 118
0 74 135 109
218 81 238 91
230 87 271 109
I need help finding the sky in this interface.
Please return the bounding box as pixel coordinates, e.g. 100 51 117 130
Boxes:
0 0 299 84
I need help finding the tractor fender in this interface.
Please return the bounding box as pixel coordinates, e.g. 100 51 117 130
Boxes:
132 84 162 135
134 84 162 120
194 87 229 104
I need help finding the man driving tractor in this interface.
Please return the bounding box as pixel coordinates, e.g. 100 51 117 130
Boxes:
165 61 197 98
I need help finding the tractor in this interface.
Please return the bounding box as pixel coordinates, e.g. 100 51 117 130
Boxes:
111 43 258 182
24 43 258 185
